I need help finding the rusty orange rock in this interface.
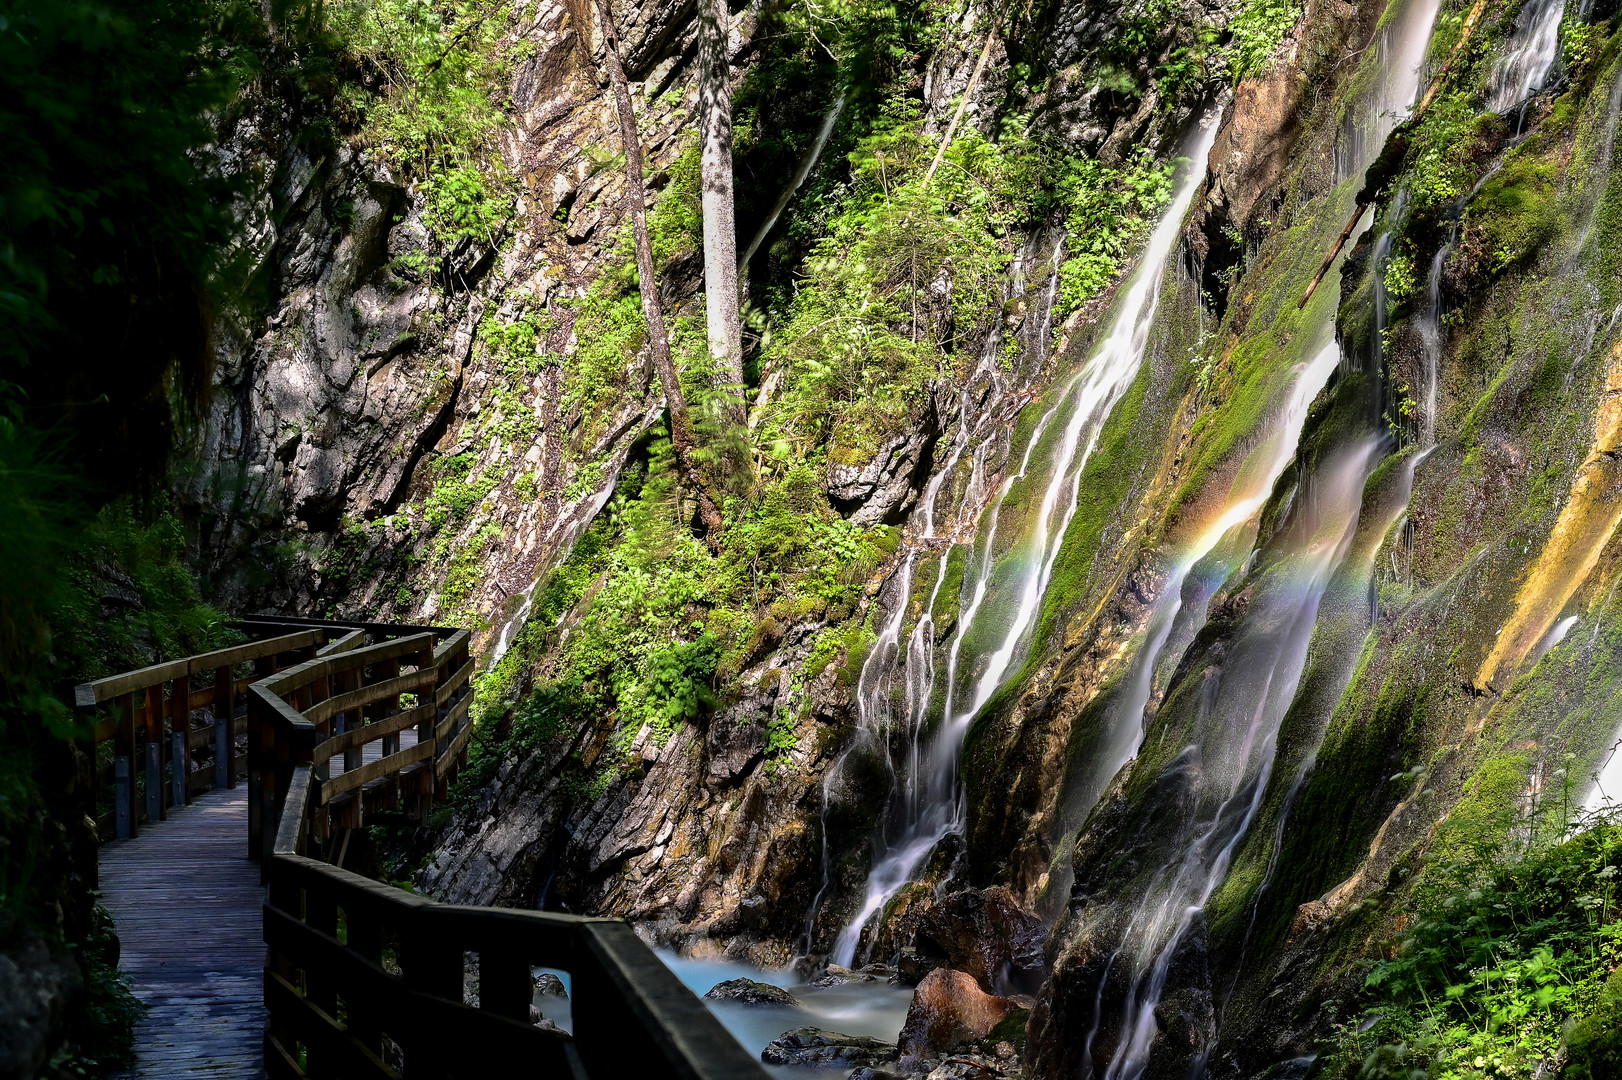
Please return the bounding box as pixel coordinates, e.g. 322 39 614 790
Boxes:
897 968 1020 1059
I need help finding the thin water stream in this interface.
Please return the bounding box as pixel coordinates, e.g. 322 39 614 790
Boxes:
1072 1 1443 1074
830 112 1224 966
1487 0 1567 116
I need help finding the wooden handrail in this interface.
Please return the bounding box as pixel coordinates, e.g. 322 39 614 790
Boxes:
74 629 326 707
82 617 763 1077
268 764 767 1079
76 627 333 839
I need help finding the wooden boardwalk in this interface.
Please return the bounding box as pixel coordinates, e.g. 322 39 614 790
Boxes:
100 783 266 1079
101 731 418 1078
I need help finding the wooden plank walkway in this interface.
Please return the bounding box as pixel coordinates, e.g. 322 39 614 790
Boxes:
99 728 419 1077
100 783 266 1079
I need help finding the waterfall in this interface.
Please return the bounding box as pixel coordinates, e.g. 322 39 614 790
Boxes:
739 96 847 275
1487 0 1567 116
1056 340 1344 865
829 111 1224 966
1078 1 1442 1074
1414 237 1452 447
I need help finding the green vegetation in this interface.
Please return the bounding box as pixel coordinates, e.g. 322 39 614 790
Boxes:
458 0 1217 801
331 0 524 244
1053 153 1176 316
1325 804 1622 1080
0 0 255 1064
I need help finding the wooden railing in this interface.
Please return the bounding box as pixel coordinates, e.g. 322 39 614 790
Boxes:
80 616 765 1079
246 626 474 865
76 628 331 839
267 764 766 1079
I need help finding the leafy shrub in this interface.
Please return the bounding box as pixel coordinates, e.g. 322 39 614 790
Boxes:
644 634 721 723
1326 799 1622 1080
1052 152 1175 317
1228 0 1305 81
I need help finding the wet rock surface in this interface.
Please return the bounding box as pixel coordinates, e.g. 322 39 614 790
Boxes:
704 977 798 1006
909 888 1044 994
897 969 1021 1061
761 1026 898 1067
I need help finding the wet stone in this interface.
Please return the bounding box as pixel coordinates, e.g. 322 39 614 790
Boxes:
813 962 888 986
533 972 567 997
704 977 799 1006
761 1027 897 1067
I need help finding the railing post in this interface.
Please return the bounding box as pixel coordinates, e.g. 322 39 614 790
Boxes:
171 674 191 807
215 714 230 790
264 853 302 1077
401 914 461 1075
145 731 162 825
114 757 132 840
248 690 262 862
213 663 234 787
377 655 402 759
171 732 186 809
117 691 139 838
339 664 361 776
346 913 385 1062
480 950 531 1022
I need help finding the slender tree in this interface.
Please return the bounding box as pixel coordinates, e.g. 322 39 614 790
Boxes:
697 0 746 423
590 0 725 543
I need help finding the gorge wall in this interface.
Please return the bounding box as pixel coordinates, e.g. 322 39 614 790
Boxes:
178 0 1622 1075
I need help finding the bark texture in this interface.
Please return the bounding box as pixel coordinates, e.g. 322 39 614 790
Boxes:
697 0 745 421
592 0 724 544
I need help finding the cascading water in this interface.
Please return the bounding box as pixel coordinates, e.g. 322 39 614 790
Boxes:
829 111 1223 966
1073 1 1442 1074
1414 237 1452 448
1487 0 1567 115
1051 338 1345 881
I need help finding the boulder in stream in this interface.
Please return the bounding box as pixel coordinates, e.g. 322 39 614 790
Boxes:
704 977 799 1006
761 1027 897 1067
897 968 1021 1060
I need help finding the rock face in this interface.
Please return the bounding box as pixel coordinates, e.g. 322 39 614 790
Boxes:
827 428 934 526
760 1027 897 1068
423 649 838 965
909 888 1045 995
0 920 84 1080
897 969 1020 1061
704 978 798 1006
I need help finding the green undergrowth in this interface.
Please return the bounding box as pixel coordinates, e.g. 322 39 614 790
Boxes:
325 0 527 245
452 0 1223 800
1323 798 1622 1080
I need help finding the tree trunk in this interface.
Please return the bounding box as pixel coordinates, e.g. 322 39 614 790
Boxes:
697 0 746 423
590 0 724 545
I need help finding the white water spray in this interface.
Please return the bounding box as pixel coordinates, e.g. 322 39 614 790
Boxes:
1487 0 1567 114
830 112 1223 966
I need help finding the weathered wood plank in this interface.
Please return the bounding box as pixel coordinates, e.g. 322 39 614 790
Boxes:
319 741 434 804
434 658 474 706
304 670 435 725
100 783 266 1079
311 705 432 766
77 630 325 706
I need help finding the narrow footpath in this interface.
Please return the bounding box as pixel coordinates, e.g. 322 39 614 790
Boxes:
99 784 266 1079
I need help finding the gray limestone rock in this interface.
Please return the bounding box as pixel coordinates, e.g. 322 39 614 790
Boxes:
760 1027 897 1068
703 977 799 1006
